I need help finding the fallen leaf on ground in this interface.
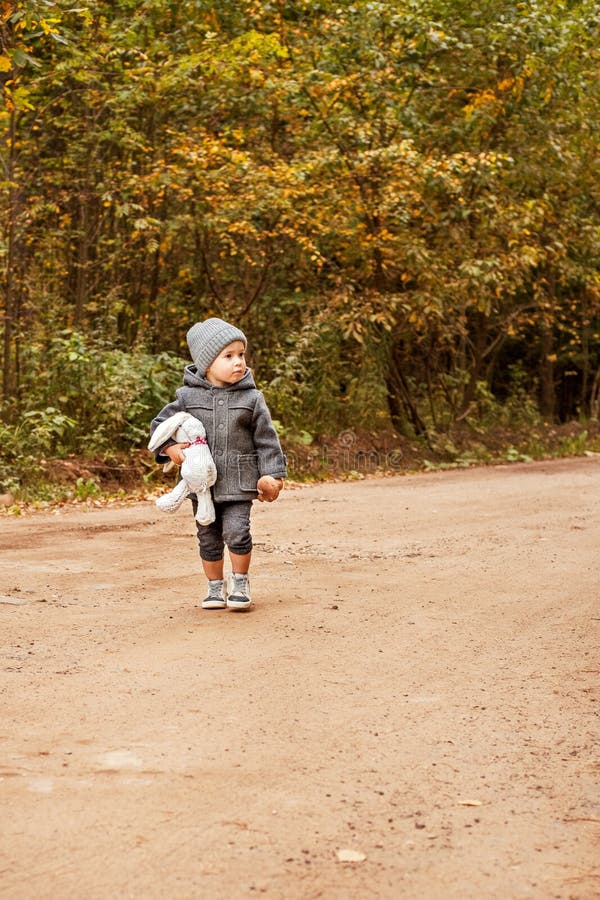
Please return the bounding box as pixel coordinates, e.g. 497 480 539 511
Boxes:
337 849 366 863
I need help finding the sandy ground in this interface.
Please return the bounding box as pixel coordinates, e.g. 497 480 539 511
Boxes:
0 457 599 900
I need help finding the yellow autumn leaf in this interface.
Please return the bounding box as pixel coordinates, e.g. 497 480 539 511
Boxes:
0 54 11 72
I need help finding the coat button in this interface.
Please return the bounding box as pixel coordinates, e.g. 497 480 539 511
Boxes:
219 423 225 429
218 399 224 405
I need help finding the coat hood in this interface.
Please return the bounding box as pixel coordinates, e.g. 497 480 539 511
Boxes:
182 365 257 392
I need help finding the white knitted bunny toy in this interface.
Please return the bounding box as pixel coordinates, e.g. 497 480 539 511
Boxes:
148 411 217 525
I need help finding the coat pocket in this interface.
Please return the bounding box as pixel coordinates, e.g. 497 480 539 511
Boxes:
237 453 259 492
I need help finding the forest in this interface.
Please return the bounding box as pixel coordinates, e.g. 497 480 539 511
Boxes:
1 0 599 500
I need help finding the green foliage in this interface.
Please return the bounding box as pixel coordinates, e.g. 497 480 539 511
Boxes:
0 333 186 495
556 429 589 458
17 333 187 454
0 403 78 494
504 447 534 464
265 319 389 436
1 0 600 474
0 422 41 494
74 476 101 500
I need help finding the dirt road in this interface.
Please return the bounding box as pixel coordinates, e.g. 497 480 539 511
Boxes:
1 458 599 899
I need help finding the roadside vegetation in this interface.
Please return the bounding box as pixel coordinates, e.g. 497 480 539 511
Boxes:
1 1 599 507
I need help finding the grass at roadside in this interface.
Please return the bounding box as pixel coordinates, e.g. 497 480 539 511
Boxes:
2 420 599 515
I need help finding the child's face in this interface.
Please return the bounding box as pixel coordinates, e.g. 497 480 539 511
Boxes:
205 340 247 387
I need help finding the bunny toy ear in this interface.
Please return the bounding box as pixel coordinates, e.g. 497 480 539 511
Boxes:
148 411 191 451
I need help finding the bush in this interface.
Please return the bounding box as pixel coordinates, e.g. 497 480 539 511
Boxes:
13 331 186 455
263 321 389 436
0 333 187 496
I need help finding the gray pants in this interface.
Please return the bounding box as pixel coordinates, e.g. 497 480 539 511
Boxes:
192 498 253 561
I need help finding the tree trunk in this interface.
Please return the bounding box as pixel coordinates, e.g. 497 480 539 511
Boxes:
459 310 488 419
385 337 429 440
73 191 90 324
2 109 20 404
590 366 600 421
539 322 555 419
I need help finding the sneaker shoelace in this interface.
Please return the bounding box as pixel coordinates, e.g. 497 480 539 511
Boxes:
231 575 249 596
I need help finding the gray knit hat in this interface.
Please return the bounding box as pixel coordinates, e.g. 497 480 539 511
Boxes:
186 317 247 376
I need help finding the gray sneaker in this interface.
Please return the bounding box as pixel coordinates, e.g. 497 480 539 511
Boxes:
202 579 227 610
227 573 252 610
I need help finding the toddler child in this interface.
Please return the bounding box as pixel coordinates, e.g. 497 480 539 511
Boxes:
150 317 286 611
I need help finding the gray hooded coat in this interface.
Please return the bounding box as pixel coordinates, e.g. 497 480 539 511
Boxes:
150 367 287 503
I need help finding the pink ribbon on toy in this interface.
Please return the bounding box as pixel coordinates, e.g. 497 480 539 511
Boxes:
189 437 208 446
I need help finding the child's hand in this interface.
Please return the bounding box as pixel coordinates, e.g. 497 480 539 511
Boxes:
164 442 190 466
257 476 283 502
